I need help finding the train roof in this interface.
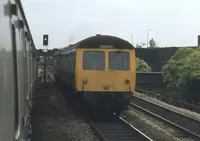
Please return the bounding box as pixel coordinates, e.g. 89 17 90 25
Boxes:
60 35 134 54
17 0 36 51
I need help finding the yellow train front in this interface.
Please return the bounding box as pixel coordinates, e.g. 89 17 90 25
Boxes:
53 35 136 114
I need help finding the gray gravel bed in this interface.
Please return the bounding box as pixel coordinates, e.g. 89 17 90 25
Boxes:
121 107 196 141
133 92 200 121
31 77 99 141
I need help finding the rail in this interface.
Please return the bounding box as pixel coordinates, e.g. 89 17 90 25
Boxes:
89 116 153 141
46 68 55 82
131 95 200 140
136 88 200 113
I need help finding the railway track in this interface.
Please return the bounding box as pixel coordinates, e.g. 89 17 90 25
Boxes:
48 69 197 140
46 70 152 141
89 115 153 141
131 95 200 140
136 88 200 113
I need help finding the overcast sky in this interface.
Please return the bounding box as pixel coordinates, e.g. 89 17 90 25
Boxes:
21 0 200 49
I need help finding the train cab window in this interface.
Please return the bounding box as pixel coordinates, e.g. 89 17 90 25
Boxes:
83 51 105 70
11 24 19 135
109 51 130 71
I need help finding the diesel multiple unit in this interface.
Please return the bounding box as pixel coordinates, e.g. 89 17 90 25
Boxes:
53 35 136 114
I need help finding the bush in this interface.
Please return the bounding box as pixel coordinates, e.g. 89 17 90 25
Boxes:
136 58 151 72
162 47 200 103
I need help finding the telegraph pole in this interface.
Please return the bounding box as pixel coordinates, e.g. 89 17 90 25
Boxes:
43 34 49 83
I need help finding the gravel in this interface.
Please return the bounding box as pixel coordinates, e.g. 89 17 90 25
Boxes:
133 92 200 121
31 76 99 141
121 108 196 141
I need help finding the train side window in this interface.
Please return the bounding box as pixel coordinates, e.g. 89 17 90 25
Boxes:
63 56 65 70
61 56 63 68
69 53 71 72
71 53 74 71
69 54 71 72
70 53 73 72
69 54 71 71
61 56 64 70
72 53 74 71
65 55 67 71
68 54 70 72
71 53 73 72
73 52 75 71
74 52 76 71
11 24 19 137
65 55 68 71
65 54 68 71
58 56 60 67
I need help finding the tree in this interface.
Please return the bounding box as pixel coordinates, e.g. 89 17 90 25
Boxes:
136 58 151 72
149 38 156 48
136 44 142 48
162 48 195 89
162 47 200 103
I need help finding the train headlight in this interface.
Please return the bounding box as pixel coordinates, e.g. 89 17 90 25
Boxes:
82 78 88 84
124 79 130 85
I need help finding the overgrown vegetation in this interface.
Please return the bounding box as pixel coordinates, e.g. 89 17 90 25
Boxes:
136 58 151 72
162 47 200 103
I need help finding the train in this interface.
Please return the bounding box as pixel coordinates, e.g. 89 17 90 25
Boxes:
53 34 136 115
39 55 53 65
0 0 38 140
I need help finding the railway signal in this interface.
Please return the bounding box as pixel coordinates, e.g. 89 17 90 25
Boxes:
43 34 49 46
43 34 49 83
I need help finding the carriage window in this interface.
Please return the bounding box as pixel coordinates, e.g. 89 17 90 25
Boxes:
109 51 130 71
70 53 73 72
71 53 74 71
83 51 105 70
68 54 71 71
69 53 72 72
73 53 76 71
67 55 69 71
